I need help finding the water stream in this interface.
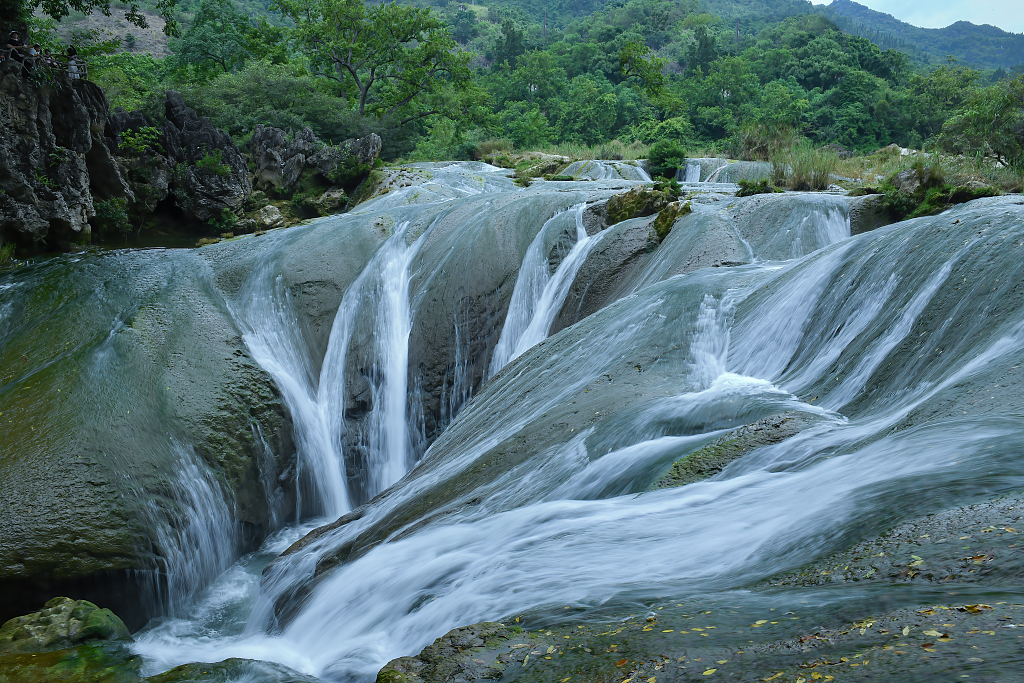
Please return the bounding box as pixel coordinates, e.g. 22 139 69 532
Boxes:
5 163 1022 682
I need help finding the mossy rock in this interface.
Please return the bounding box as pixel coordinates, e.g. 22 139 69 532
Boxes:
651 411 823 489
0 642 143 683
545 175 575 181
651 201 692 242
146 658 321 683
0 598 131 655
606 185 681 226
377 623 516 683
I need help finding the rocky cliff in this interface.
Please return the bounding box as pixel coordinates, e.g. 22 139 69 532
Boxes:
0 60 129 251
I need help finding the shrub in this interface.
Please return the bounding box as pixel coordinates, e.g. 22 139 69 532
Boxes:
0 243 15 267
647 139 688 180
118 126 164 155
196 149 232 178
207 208 238 232
731 122 798 162
91 198 132 237
477 138 514 156
737 179 783 196
773 143 838 191
596 139 627 160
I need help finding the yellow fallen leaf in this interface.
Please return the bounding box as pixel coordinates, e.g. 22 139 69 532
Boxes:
923 648 936 652
703 669 717 676
561 679 570 682
662 629 673 633
648 678 656 683
717 660 727 664
964 604 992 614
751 620 768 627
902 626 910 635
922 630 942 637
811 673 823 680
547 646 555 654
763 674 782 681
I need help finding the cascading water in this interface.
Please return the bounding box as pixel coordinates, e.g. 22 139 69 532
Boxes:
8 163 1016 682
145 442 239 616
364 222 424 497
682 159 701 182
488 203 605 375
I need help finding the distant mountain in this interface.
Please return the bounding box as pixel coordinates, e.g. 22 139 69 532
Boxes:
819 0 1024 69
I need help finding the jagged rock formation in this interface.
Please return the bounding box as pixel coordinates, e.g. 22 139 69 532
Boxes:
250 124 381 192
106 91 252 225
0 60 130 250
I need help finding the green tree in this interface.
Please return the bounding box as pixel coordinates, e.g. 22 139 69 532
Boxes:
619 39 665 95
172 0 261 75
494 17 527 68
941 74 1024 167
276 0 475 127
685 24 718 76
555 76 617 144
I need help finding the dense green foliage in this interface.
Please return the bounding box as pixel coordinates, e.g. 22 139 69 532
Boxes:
25 0 1024 171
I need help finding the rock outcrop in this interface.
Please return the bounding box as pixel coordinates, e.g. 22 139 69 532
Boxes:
0 597 131 654
250 124 381 192
0 247 295 629
104 91 257 227
0 60 130 250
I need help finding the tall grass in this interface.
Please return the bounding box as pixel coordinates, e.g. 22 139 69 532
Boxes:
732 123 799 162
536 139 649 162
771 142 839 191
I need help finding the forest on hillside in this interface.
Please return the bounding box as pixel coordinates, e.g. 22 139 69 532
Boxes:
4 0 1023 169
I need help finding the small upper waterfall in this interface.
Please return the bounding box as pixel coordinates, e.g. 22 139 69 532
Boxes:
680 159 702 182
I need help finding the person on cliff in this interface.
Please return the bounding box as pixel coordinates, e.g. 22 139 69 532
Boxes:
3 31 27 64
66 46 82 80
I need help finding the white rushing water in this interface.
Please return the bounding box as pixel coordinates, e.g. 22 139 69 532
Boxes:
489 203 605 376
127 167 1024 683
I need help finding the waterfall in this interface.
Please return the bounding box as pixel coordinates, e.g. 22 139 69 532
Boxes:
364 222 423 498
683 159 701 182
144 442 238 617
232 221 425 516
489 203 604 376
84 166 1023 683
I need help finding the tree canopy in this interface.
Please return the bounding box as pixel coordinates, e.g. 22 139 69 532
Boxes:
275 0 476 127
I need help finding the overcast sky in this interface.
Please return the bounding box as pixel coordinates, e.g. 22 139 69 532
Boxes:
814 1 1024 33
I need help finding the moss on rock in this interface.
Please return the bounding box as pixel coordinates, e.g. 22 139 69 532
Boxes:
651 201 692 242
0 598 131 655
651 411 823 489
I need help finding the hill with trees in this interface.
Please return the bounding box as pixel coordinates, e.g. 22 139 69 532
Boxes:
818 0 1024 70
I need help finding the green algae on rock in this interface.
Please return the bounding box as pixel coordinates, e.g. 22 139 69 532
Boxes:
651 411 825 490
146 658 322 683
0 598 131 655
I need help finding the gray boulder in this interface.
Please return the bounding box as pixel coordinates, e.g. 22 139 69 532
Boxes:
0 248 295 629
250 124 381 192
